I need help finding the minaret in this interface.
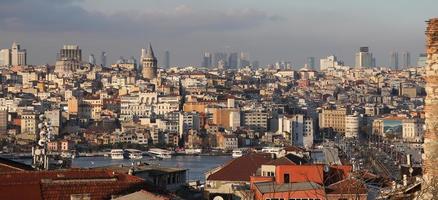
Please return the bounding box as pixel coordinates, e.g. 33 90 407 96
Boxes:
423 18 438 198
141 43 158 80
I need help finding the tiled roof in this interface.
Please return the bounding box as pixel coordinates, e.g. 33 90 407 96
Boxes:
254 181 322 194
265 156 297 166
114 190 171 200
207 153 273 182
326 178 367 195
0 169 145 200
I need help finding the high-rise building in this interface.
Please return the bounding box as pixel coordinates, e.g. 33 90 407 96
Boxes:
59 45 81 61
228 52 238 69
0 49 11 66
201 52 212 68
164 50 170 68
402 51 411 68
141 43 158 80
101 51 107 67
89 54 96 65
239 52 250 68
320 55 341 71
389 51 399 70
213 52 227 68
355 47 374 68
11 42 27 66
417 53 427 67
307 57 316 69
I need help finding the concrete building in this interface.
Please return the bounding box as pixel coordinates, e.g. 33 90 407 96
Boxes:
345 114 360 138
21 112 37 135
355 47 374 68
202 52 212 68
0 49 11 66
402 119 424 143
279 114 314 149
0 108 7 134
319 107 347 134
141 44 158 80
401 51 411 68
241 111 268 132
11 42 26 66
59 45 82 61
320 55 341 71
389 51 399 70
178 112 200 137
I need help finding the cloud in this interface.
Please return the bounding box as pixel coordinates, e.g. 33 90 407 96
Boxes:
0 0 278 35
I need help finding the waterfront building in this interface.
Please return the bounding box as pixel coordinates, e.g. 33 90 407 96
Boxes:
0 108 7 134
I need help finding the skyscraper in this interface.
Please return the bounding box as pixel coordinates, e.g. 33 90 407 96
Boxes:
239 52 250 68
0 49 11 66
59 45 82 61
202 52 212 68
355 47 374 68
417 53 427 67
389 51 399 70
213 52 227 68
402 51 411 68
89 54 96 65
11 42 26 66
228 52 238 69
141 43 158 80
164 51 170 68
101 51 107 67
307 57 316 69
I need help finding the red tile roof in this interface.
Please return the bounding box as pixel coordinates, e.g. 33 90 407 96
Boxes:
326 178 367 195
0 169 145 200
207 153 273 182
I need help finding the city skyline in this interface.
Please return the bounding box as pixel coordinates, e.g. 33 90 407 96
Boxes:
0 0 436 67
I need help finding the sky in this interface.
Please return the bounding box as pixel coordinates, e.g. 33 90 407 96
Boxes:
0 0 437 68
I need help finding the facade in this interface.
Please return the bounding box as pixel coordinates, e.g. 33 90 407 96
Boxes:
20 112 37 135
0 49 11 66
59 45 82 61
320 55 341 71
402 119 424 142
319 107 347 134
141 44 158 80
390 51 399 70
0 108 7 134
11 42 27 66
401 51 411 68
241 111 268 132
355 47 374 68
345 114 360 138
202 52 212 68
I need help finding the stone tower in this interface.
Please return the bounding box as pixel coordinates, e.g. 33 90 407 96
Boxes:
141 43 158 80
423 18 438 198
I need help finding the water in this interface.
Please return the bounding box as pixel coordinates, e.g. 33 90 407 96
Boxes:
13 155 232 182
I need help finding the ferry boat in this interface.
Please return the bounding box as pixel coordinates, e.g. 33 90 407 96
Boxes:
126 149 143 160
232 149 243 158
148 148 172 159
185 148 202 155
111 149 126 160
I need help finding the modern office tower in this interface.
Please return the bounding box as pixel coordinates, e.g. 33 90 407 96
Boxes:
141 43 158 80
417 53 427 67
402 51 411 68
59 45 82 61
213 52 227 68
355 47 374 68
101 51 107 67
89 54 96 65
389 51 399 70
201 52 212 68
320 55 341 71
228 52 238 69
239 52 250 68
0 49 11 66
164 50 170 68
11 41 27 66
307 57 316 69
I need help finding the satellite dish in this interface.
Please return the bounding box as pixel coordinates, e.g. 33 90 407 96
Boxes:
213 196 224 200
323 164 330 172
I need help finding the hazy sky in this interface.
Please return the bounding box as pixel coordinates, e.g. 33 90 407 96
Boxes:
0 0 437 67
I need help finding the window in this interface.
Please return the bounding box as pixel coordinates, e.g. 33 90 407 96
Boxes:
284 173 290 183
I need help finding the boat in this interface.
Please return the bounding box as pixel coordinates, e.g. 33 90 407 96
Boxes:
111 149 126 160
185 148 202 155
126 149 143 160
148 148 172 159
232 149 244 158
